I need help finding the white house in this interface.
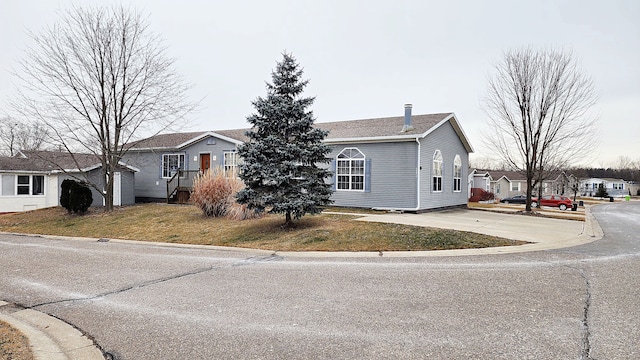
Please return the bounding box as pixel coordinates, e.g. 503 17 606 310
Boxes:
579 177 628 197
0 150 137 212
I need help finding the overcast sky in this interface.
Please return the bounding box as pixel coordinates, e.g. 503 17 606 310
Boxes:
1 0 638 167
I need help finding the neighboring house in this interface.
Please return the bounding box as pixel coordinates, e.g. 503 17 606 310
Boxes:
579 177 629 197
468 169 527 200
468 169 577 200
124 105 474 212
489 171 528 199
0 150 137 212
468 170 491 196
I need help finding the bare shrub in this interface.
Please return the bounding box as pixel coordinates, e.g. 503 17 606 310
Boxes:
191 167 261 220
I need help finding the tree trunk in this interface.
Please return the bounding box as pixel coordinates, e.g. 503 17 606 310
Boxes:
104 168 114 211
283 211 293 228
525 174 533 212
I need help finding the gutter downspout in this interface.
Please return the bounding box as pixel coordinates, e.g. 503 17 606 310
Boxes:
414 137 421 210
373 137 422 212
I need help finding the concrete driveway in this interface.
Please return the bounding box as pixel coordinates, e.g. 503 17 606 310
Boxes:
305 207 600 257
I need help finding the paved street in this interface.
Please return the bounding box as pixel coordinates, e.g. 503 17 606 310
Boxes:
0 202 638 359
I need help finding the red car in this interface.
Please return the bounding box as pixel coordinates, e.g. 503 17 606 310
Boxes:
532 195 573 211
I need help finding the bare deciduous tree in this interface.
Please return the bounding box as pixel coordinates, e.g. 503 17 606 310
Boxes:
482 48 597 211
0 116 49 156
612 155 636 170
12 5 196 211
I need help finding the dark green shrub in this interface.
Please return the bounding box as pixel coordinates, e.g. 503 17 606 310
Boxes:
60 179 93 214
60 179 73 210
595 185 608 198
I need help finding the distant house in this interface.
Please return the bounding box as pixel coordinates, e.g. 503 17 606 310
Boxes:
468 169 578 200
579 177 629 197
0 150 137 212
124 105 474 212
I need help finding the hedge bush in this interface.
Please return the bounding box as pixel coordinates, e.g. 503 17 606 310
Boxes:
60 179 93 214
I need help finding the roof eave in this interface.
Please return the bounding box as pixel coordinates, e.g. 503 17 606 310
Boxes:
324 134 419 144
127 146 177 152
0 170 51 175
176 131 243 149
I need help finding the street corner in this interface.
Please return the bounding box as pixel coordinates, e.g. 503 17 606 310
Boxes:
0 301 104 360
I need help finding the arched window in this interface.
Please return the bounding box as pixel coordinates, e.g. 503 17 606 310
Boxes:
432 150 443 192
336 148 365 191
453 154 462 192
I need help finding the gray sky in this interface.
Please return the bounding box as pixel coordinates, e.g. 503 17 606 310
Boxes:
1 0 638 166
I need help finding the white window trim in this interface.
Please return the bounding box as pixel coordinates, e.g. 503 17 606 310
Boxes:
432 150 443 193
15 174 45 196
336 147 366 192
510 182 521 192
453 154 462 193
162 153 185 179
223 150 239 177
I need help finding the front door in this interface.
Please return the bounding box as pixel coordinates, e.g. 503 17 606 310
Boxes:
200 153 211 173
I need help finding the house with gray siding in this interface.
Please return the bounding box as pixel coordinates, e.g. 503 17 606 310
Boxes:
125 105 474 212
0 150 137 212
469 169 579 201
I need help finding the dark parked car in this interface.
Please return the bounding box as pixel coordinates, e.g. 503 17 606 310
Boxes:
500 195 528 204
531 195 573 211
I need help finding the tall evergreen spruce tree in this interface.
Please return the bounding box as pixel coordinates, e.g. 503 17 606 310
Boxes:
237 53 333 226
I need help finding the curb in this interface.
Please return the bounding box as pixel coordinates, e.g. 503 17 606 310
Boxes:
0 301 104 360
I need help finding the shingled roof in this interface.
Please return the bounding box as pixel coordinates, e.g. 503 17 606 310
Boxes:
126 131 208 150
486 170 527 181
0 150 137 173
316 113 451 139
127 112 473 152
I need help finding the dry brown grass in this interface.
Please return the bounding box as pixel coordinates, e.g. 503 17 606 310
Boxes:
0 320 34 360
0 204 526 251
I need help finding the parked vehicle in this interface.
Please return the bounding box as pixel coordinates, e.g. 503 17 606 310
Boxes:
531 195 573 211
499 195 528 204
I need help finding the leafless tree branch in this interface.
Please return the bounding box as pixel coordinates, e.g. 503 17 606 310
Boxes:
481 48 598 211
11 5 198 210
0 116 50 156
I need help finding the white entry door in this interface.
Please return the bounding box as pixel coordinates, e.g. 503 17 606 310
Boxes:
113 172 122 206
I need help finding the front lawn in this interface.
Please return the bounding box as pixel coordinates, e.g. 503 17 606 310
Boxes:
0 204 526 251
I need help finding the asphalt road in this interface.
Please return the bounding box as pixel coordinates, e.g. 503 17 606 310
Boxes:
1 202 638 359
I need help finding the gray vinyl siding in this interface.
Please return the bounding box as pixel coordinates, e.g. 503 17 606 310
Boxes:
493 178 511 198
122 151 164 199
56 168 135 207
183 137 239 172
328 141 418 209
419 121 469 210
2 174 15 195
122 135 239 200
58 169 104 207
120 170 135 205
